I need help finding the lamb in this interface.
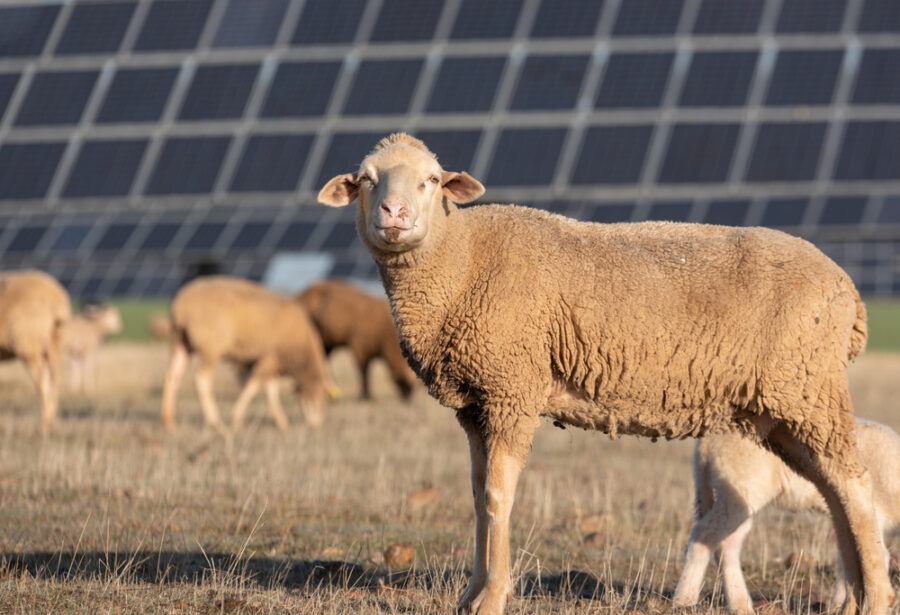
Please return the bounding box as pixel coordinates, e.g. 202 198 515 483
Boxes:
673 419 900 613
0 270 71 431
62 304 123 393
160 276 334 431
297 279 418 400
317 133 892 615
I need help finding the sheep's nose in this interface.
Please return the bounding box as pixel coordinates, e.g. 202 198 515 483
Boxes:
380 199 408 219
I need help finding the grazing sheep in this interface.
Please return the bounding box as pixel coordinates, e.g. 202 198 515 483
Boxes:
147 313 172 341
673 419 900 613
297 279 418 400
62 304 123 393
160 276 334 431
317 133 892 615
0 270 71 431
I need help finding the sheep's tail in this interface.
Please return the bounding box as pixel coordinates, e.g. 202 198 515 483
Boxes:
848 290 867 361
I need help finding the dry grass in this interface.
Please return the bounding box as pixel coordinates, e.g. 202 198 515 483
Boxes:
0 344 897 613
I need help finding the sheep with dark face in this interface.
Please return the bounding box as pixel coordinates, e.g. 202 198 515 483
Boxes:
318 133 891 615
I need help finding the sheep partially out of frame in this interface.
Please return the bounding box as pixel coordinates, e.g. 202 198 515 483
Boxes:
673 419 900 613
318 133 892 615
0 270 71 431
297 279 418 400
62 304 123 393
160 276 334 431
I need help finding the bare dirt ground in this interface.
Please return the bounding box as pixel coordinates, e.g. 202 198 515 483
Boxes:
0 343 897 614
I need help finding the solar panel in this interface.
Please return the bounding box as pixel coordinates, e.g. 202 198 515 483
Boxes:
133 0 213 51
426 57 506 113
413 130 482 171
55 2 135 55
213 0 288 48
692 0 764 34
96 67 178 124
510 54 589 111
486 128 567 186
746 122 826 181
15 70 99 126
183 222 226 252
230 222 274 250
260 61 342 118
595 53 674 108
704 200 751 226
852 48 900 105
230 134 314 192
679 51 757 107
760 198 808 227
63 139 148 198
51 224 92 253
0 5 60 57
6 226 47 255
530 0 603 38
94 223 137 253
857 0 900 32
370 0 444 42
765 50 843 106
292 0 366 44
658 123 740 183
0 73 20 118
836 121 900 180
343 59 424 116
776 0 847 33
178 64 260 121
571 125 654 185
141 221 182 251
588 204 634 223
275 221 319 250
613 0 684 36
878 197 900 224
0 142 66 199
819 197 866 225
321 222 358 249
146 136 231 195
450 0 523 40
645 202 693 222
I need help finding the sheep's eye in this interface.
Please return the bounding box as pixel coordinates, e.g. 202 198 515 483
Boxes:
358 174 376 187
428 175 440 185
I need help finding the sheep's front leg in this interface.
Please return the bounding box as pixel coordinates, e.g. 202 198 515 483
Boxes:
230 375 262 430
457 409 489 609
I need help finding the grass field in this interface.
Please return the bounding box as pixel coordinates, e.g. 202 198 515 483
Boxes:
0 342 897 613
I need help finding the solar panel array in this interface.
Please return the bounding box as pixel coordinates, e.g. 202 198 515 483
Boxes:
2 0 900 298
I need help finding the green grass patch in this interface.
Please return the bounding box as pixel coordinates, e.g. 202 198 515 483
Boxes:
108 299 170 342
864 299 900 353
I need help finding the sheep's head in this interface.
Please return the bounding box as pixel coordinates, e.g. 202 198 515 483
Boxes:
318 133 484 254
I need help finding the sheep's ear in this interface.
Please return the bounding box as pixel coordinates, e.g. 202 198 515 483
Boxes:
441 171 484 204
318 174 359 207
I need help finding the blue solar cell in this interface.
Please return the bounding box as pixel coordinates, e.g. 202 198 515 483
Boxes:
343 59 423 116
571 125 654 185
0 73 20 118
6 226 46 254
836 121 900 180
370 0 443 42
413 130 482 171
679 51 757 107
96 67 178 124
852 49 900 105
588 204 633 223
693 0 763 34
0 5 60 56
746 122 826 181
55 2 135 55
760 198 807 227
486 128 567 186
52 225 92 252
878 197 900 224
595 53 674 108
646 202 693 222
0 142 66 200
426 57 506 113
15 70 99 126
766 50 843 106
184 223 226 251
230 134 314 192
705 200 751 226
819 197 866 225
613 0 684 36
276 221 319 250
321 222 357 249
658 124 740 183
858 0 900 32
134 0 213 51
213 0 288 48
141 222 181 250
179 64 259 121
777 0 846 32
230 222 273 250
510 55 589 111
450 0 522 40
531 0 603 38
63 139 148 198
146 136 231 195
292 0 366 44
95 223 137 252
260 61 342 118
316 132 384 187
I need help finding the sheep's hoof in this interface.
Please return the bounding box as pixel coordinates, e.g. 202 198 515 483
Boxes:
457 585 510 615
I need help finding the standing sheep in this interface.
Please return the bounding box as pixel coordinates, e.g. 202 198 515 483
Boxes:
62 304 123 393
0 270 71 431
160 276 334 431
673 419 900 614
317 133 892 615
297 279 418 400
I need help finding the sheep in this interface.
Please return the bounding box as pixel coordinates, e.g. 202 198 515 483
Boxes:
317 133 892 615
0 270 71 431
160 275 335 432
62 304 123 393
673 418 900 613
296 279 418 400
147 313 172 341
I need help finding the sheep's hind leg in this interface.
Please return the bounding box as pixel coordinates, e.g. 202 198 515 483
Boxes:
230 374 262 431
161 338 189 430
766 424 892 615
24 353 56 433
194 359 225 432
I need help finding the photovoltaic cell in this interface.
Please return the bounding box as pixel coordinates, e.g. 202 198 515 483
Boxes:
836 121 900 180
658 123 740 183
0 142 66 200
760 198 808 227
51 224 92 252
693 0 763 34
141 222 181 250
510 54 589 111
230 134 314 192
0 5 60 56
765 50 843 106
426 57 506 113
645 202 693 222
588 204 633 223
370 0 444 42
530 0 603 38
679 51 757 107
292 0 366 44
146 136 231 195
213 0 288 48
96 67 178 124
316 132 384 187
486 128 567 186
178 64 259 121
276 221 319 250
858 0 900 32
571 125 653 185
819 197 866 225
704 200 750 226
342 59 423 116
776 0 847 33
133 0 213 51
55 2 135 55
230 222 273 250
595 53 673 108
94 223 137 252
184 222 226 252
63 139 148 198
260 61 342 118
746 122 826 181
0 73 20 118
6 226 47 254
852 48 900 105
413 130 482 171
878 197 900 224
450 0 522 40
321 222 357 249
15 70 99 126
612 0 684 36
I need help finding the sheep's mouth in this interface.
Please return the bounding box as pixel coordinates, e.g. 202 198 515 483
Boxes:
375 224 415 243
